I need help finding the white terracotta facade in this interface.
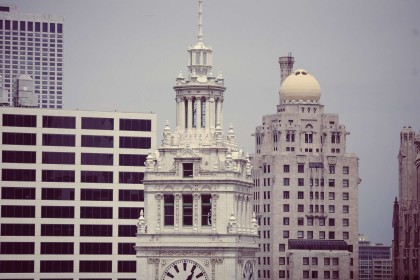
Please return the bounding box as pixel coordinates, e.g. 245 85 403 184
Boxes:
253 58 360 279
135 1 259 279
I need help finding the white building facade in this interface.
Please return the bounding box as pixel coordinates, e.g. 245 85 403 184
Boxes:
135 1 259 279
0 107 156 279
253 57 360 279
0 5 64 108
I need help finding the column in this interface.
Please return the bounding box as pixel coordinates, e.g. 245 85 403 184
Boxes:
180 98 185 130
235 194 240 231
205 97 210 132
245 196 250 232
187 97 193 130
216 98 223 128
209 97 215 130
176 97 181 130
196 97 202 131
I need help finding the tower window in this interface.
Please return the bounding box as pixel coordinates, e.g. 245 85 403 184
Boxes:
195 51 200 64
182 194 193 226
201 99 206 128
164 195 174 226
201 194 212 226
183 163 193 178
305 133 313 143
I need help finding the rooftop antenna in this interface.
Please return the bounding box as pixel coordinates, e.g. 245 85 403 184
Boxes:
198 0 203 43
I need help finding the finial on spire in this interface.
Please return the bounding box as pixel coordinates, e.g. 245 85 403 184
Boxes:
197 0 203 43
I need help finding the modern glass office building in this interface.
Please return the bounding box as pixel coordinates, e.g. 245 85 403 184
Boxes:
0 5 64 108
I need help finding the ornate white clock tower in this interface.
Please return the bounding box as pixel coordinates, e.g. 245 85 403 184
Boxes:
135 1 259 279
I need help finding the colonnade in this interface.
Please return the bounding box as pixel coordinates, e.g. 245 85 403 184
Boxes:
176 96 223 131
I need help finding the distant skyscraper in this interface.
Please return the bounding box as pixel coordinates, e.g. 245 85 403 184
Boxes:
359 234 392 279
392 126 420 279
0 106 156 279
252 55 361 279
0 5 64 108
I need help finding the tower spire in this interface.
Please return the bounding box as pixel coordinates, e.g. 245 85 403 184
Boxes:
197 0 203 43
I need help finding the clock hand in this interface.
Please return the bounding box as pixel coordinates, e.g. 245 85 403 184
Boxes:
186 271 194 280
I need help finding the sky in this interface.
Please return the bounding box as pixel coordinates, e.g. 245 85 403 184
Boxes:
5 0 420 245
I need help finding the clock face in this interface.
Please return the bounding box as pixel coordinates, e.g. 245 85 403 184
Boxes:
162 259 208 280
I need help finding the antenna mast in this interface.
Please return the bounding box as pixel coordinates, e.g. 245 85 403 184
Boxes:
198 0 203 43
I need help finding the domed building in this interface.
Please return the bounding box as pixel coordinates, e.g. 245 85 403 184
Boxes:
253 55 361 279
279 69 321 103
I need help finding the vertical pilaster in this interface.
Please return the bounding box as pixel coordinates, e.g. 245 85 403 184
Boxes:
211 193 218 233
193 193 200 232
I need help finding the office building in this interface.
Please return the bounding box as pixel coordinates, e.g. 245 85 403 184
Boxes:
252 55 360 279
0 107 156 279
135 1 259 279
0 5 64 108
359 234 392 279
392 126 420 279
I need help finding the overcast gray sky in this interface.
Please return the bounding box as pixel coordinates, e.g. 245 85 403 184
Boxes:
6 0 420 245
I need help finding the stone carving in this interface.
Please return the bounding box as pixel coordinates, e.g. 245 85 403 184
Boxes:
251 212 259 235
210 258 224 280
227 213 237 233
137 209 147 234
158 250 215 256
155 194 163 233
296 155 306 163
148 257 160 264
327 156 337 165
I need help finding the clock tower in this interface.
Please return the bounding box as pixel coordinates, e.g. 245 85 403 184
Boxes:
135 1 259 279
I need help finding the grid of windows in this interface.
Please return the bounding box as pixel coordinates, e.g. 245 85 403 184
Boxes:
0 109 154 278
